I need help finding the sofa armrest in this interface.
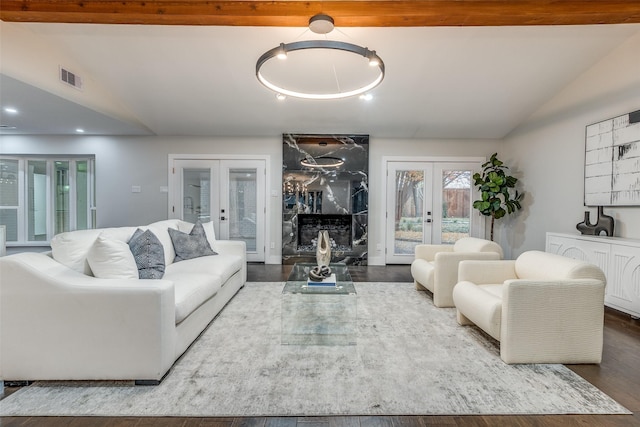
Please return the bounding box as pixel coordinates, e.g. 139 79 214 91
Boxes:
500 278 605 364
212 239 247 284
0 252 176 381
458 260 517 285
415 244 453 262
431 251 503 307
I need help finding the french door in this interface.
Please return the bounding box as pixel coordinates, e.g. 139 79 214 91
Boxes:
171 159 266 262
385 160 483 264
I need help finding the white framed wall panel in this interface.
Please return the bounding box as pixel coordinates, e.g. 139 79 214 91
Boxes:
546 232 640 318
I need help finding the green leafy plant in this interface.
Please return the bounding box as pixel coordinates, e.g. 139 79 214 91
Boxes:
472 153 523 241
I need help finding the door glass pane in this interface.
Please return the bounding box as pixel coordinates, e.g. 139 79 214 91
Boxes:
0 159 19 207
441 170 471 244
0 209 18 241
54 161 70 234
183 169 211 224
394 170 424 255
0 159 19 241
28 160 47 241
76 160 89 230
228 168 257 251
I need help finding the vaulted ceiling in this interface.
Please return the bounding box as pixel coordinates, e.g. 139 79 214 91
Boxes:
1 1 640 138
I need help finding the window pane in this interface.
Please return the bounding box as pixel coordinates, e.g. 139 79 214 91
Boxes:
0 159 19 206
76 160 89 230
394 170 424 255
228 168 257 251
0 209 18 241
28 160 48 241
55 161 70 234
183 169 211 224
441 170 471 244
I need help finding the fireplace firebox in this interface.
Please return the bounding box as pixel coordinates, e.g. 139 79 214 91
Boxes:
297 214 352 252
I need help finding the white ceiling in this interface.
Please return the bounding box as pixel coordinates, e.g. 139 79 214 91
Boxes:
1 23 639 139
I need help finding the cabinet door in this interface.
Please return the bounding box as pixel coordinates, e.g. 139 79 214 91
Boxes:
607 245 640 316
546 234 610 274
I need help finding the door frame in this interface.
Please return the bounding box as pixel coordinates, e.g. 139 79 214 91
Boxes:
382 156 486 264
168 154 271 263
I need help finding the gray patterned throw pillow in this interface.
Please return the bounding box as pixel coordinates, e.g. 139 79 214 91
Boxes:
128 228 165 279
168 221 217 262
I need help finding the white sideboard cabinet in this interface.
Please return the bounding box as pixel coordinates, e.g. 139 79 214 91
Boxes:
546 232 640 318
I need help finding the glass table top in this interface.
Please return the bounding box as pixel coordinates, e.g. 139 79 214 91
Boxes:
283 263 356 295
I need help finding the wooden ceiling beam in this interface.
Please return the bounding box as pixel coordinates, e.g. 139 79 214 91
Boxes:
2 1 640 27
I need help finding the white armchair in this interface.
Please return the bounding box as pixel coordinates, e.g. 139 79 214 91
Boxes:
452 250 606 364
410 237 503 307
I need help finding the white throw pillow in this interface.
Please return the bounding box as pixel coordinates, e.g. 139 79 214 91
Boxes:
201 221 216 249
87 234 139 279
51 229 104 275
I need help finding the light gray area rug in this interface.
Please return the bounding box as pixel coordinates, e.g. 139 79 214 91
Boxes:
0 282 630 417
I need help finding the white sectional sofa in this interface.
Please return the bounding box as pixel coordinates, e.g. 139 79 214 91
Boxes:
452 250 606 364
0 219 246 384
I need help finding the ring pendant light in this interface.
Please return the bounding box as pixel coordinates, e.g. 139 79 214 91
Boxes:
256 15 385 100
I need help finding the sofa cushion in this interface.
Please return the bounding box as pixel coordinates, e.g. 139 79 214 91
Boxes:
51 227 136 275
168 221 217 262
164 272 223 324
129 229 165 279
86 233 138 279
165 253 243 285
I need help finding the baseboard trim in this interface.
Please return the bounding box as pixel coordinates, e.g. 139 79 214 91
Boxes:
3 380 33 387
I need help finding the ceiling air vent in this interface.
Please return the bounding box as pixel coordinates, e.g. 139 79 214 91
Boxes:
60 66 83 90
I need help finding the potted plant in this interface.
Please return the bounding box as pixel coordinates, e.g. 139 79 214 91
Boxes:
472 153 523 241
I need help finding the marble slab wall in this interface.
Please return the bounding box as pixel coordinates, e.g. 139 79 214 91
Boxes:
282 134 368 265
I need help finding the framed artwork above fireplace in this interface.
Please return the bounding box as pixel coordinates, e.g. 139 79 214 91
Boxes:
282 133 369 265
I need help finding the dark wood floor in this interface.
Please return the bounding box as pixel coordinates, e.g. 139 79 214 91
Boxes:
2 264 640 427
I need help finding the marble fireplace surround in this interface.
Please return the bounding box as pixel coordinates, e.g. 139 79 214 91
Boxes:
282 134 368 265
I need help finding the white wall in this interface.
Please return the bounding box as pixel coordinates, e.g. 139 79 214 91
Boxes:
0 22 142 127
0 134 500 264
500 31 640 259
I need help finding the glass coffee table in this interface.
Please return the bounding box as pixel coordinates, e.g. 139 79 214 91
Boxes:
281 263 357 346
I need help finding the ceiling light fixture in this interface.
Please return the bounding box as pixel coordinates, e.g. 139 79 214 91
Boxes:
300 156 345 168
256 14 385 100
308 14 335 34
3 107 18 114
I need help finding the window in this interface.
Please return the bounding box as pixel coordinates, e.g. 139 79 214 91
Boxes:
0 156 95 245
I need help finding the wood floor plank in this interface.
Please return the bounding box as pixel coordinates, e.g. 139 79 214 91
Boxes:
232 417 267 427
264 417 298 427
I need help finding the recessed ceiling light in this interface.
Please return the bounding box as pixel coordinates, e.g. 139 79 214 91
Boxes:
75 128 85 133
276 93 286 101
360 94 373 101
3 107 18 114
